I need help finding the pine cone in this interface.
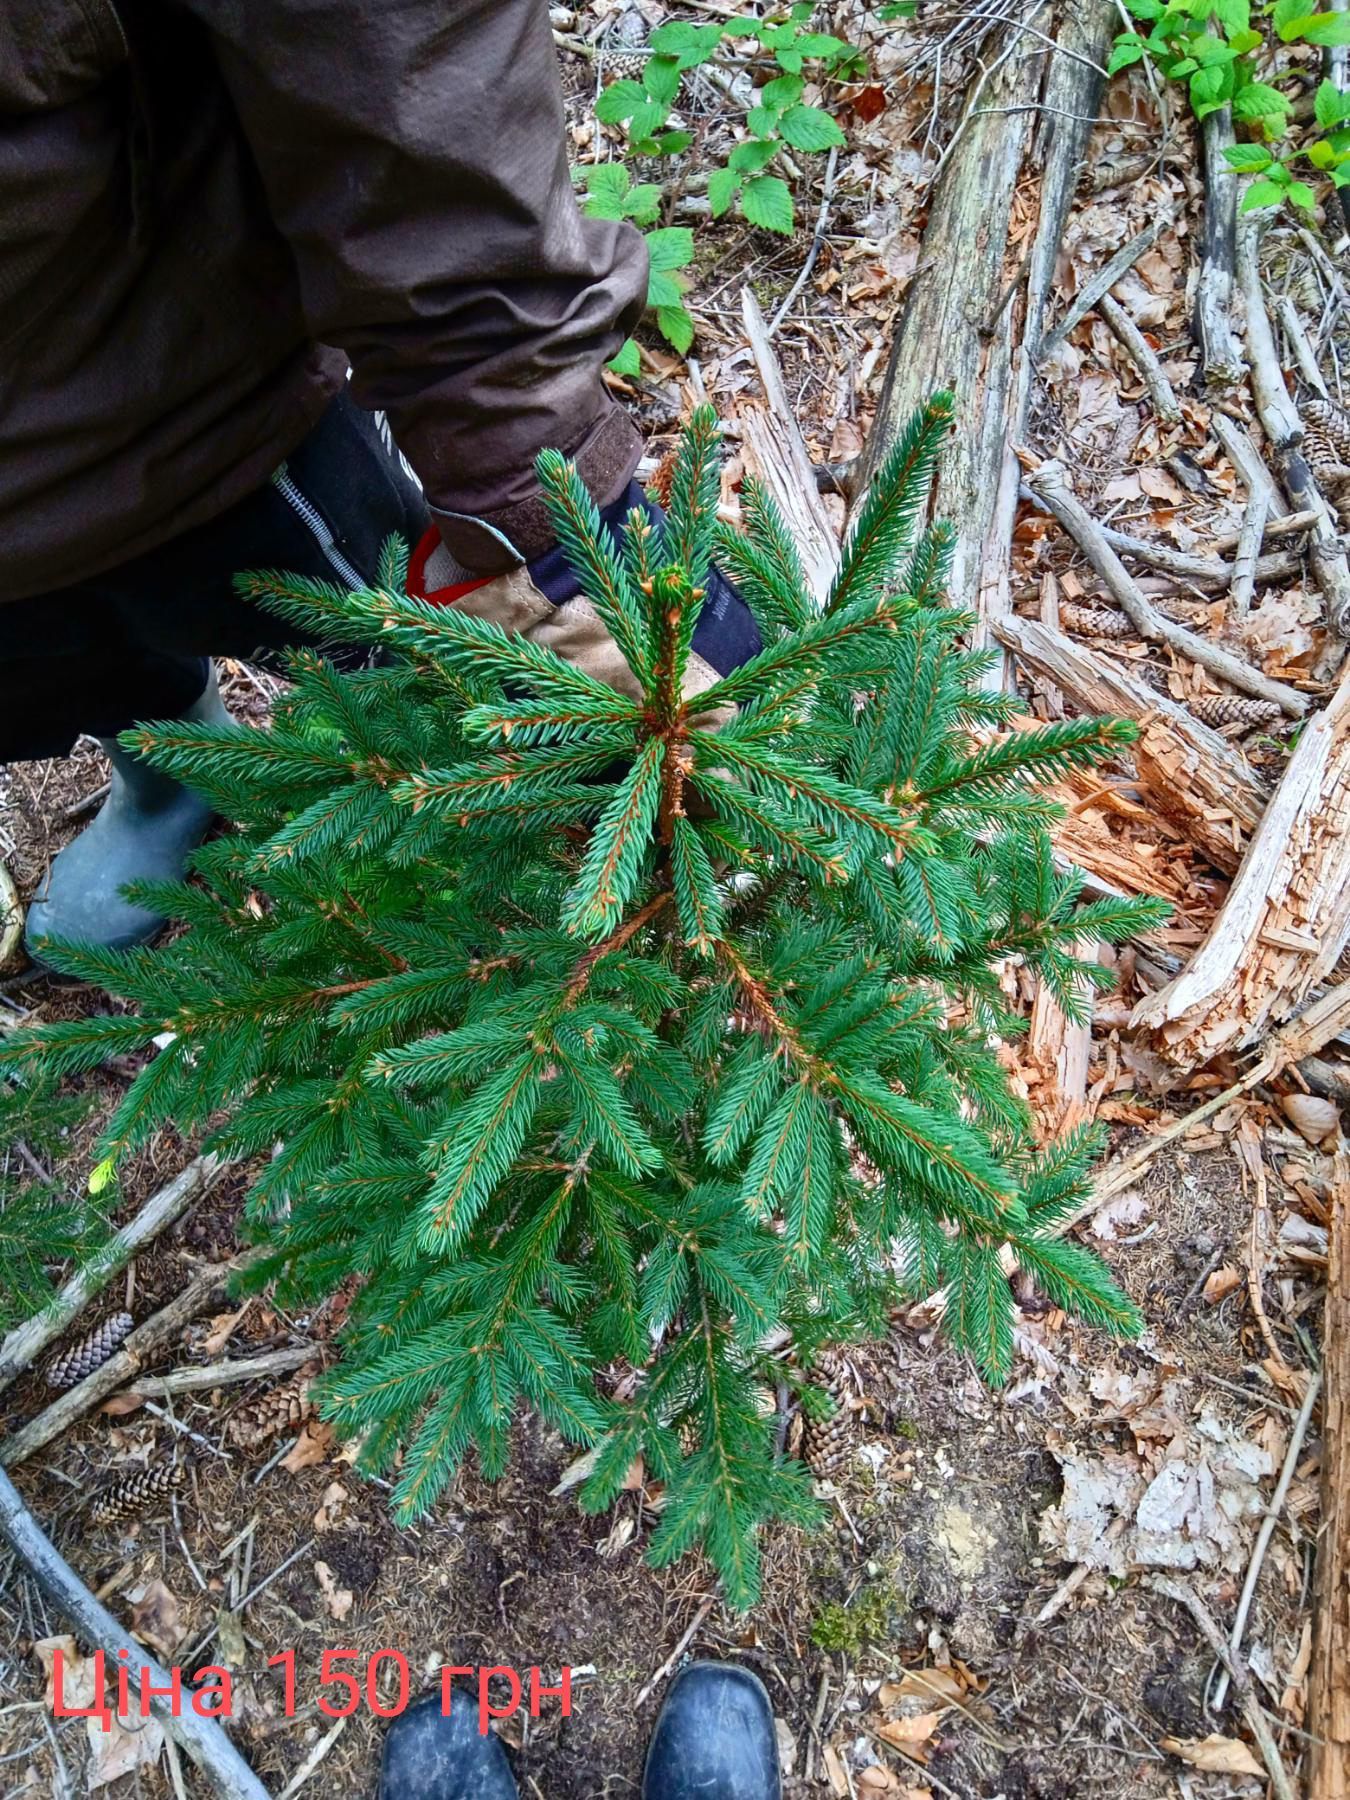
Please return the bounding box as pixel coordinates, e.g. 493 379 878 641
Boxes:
601 49 650 82
226 1373 315 1450
89 1460 184 1528
1059 602 1131 639
801 1352 855 1479
1301 398 1350 482
1189 694 1284 732
46 1312 133 1389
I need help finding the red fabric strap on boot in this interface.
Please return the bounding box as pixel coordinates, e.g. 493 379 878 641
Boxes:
407 527 497 607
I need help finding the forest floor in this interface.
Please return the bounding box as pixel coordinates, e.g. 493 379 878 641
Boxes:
0 2 1343 1796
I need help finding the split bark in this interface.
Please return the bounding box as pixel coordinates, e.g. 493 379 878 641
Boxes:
0 1463 270 1800
1133 658 1350 1070
1090 981 1350 1211
0 1154 229 1401
1310 1146 1350 1799
993 614 1268 872
740 287 841 601
1027 940 1096 1129
2 1252 255 1468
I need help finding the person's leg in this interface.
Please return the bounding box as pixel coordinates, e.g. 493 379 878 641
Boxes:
643 1663 782 1800
18 389 429 956
378 1694 518 1800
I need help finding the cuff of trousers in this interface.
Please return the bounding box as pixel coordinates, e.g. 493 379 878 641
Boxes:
406 485 762 718
430 407 644 572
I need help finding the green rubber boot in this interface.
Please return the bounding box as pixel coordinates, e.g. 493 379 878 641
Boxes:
25 668 229 963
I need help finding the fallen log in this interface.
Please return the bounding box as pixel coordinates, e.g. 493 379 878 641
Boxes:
1133 658 1350 1069
976 0 1116 680
856 4 1047 629
1311 1146 1350 1799
1195 107 1245 386
993 614 1268 872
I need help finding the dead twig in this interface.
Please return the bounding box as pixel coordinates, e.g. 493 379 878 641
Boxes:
1038 220 1166 364
118 1346 316 1402
0 1463 269 1800
1 1252 256 1468
768 145 839 336
1230 482 1273 616
1100 293 1180 422
1025 459 1309 715
1150 1575 1298 1800
635 1596 717 1707
0 1154 230 1401
275 1714 347 1800
1210 1368 1321 1714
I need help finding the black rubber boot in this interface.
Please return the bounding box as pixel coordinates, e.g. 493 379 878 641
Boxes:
644 1663 782 1800
379 1694 518 1800
24 666 229 962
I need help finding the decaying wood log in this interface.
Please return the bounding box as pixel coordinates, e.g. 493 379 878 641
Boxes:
1133 658 1350 1069
1311 1146 1350 1799
994 614 1268 872
857 6 1050 633
972 1 1116 683
1196 107 1245 386
740 288 841 600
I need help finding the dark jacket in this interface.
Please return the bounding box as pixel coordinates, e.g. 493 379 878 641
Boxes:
0 0 648 602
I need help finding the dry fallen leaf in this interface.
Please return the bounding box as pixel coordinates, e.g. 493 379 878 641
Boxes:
1161 1732 1263 1777
312 1480 351 1532
99 1391 147 1418
129 1578 185 1658
202 1302 251 1358
33 1634 166 1789
1281 1092 1341 1147
856 1767 899 1791
876 1711 940 1751
281 1417 335 1472
314 1559 354 1622
823 1744 850 1797
1202 1264 1243 1304
878 1668 966 1708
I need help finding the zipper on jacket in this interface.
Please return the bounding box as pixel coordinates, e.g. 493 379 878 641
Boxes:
271 465 366 590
